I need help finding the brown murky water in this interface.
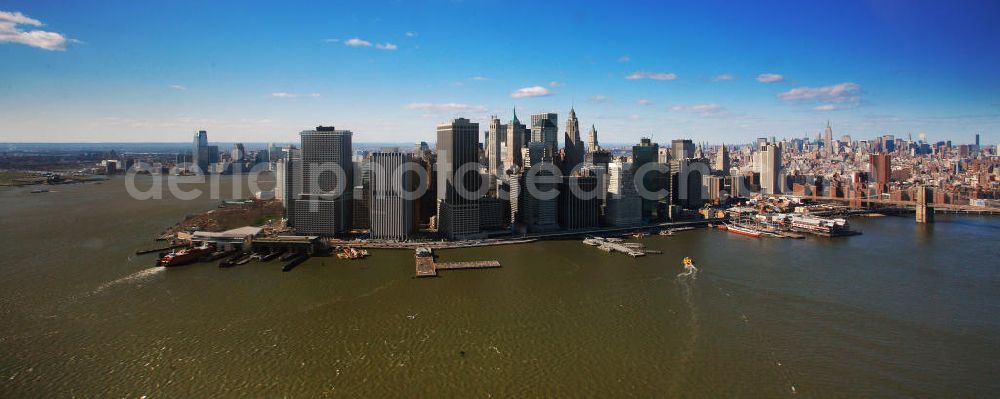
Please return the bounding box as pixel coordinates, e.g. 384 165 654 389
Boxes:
2 176 999 397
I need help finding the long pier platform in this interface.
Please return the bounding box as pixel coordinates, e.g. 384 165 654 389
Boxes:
414 248 500 278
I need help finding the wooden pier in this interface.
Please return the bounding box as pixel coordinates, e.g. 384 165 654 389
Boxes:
414 247 500 278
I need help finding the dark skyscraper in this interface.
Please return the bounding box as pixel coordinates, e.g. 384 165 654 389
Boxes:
633 138 660 221
369 151 415 240
530 112 558 160
563 107 584 174
294 125 353 236
436 117 482 240
192 130 209 174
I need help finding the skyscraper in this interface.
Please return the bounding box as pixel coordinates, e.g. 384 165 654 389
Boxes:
563 107 584 174
671 139 695 161
503 110 526 173
714 144 730 175
824 120 834 157
294 126 353 236
192 130 209 174
605 160 641 227
530 112 558 160
756 141 782 195
436 117 482 240
558 174 600 230
870 152 891 195
369 151 415 240
485 115 506 179
586 124 599 153
633 138 660 221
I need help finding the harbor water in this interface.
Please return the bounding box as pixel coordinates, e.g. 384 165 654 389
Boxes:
2 176 999 397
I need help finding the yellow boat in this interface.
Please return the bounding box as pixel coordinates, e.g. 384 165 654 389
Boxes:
683 257 694 267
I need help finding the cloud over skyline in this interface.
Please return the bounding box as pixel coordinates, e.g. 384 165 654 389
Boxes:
511 86 552 98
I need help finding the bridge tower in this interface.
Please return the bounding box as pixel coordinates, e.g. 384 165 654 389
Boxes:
915 185 934 223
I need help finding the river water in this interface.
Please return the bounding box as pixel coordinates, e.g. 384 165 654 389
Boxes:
1 176 999 397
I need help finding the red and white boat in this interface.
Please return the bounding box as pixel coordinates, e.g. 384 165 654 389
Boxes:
723 223 762 238
156 243 214 267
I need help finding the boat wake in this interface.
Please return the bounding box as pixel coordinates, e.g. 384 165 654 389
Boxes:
677 257 699 279
92 267 165 294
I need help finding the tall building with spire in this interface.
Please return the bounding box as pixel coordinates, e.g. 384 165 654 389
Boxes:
563 107 584 174
485 115 505 179
586 124 599 153
503 109 526 173
824 120 834 157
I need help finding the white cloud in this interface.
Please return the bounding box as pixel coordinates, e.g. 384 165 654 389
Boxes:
271 92 321 98
404 102 487 113
813 104 837 111
778 82 861 106
548 81 561 88
638 99 652 106
375 42 397 50
469 76 489 81
625 71 677 81
169 84 187 90
323 38 340 43
405 31 417 37
589 95 610 103
0 11 69 51
670 103 726 116
344 37 372 47
618 55 631 63
756 73 784 83
713 73 736 81
511 86 552 98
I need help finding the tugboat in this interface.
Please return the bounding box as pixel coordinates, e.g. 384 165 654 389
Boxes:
157 243 214 267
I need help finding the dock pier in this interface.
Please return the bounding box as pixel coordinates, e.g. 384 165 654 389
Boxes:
415 248 500 277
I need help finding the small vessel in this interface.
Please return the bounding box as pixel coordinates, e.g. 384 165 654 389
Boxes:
658 230 674 236
683 257 694 267
30 189 50 194
336 246 369 260
157 243 214 267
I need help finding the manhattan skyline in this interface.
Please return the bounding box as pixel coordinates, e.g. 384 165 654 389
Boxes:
2 0 999 143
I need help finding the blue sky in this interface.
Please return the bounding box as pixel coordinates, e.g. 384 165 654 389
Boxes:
1 0 998 144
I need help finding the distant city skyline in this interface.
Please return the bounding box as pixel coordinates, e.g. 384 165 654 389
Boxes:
1 1 999 144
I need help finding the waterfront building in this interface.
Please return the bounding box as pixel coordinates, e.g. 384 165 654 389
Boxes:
478 196 508 231
633 138 661 221
563 107 585 174
295 126 353 236
437 117 482 240
605 160 642 227
509 163 560 233
558 174 600 230
756 141 782 195
369 152 414 240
